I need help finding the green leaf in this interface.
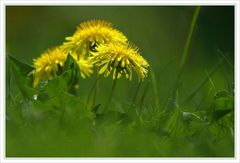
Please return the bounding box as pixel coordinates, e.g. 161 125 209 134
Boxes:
37 54 82 100
214 90 232 99
63 53 77 71
7 54 34 75
92 104 101 113
182 111 205 122
7 56 37 100
37 70 72 101
62 54 81 95
212 109 232 121
211 90 234 121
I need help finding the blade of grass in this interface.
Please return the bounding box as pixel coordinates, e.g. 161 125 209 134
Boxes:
163 6 201 109
104 78 118 113
150 67 160 110
139 82 150 116
205 69 217 93
92 75 99 109
129 82 142 110
216 50 234 92
86 75 100 109
184 58 224 103
217 49 234 69
180 6 201 67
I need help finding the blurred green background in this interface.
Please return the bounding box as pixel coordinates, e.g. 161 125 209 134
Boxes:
6 6 234 157
6 6 234 103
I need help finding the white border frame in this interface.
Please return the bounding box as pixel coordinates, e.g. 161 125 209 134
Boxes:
0 0 239 163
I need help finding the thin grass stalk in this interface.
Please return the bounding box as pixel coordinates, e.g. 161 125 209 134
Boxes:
150 67 160 110
92 75 99 109
139 82 149 117
177 6 201 86
184 58 224 103
217 49 234 69
86 75 100 109
180 6 201 68
129 82 142 110
163 6 201 109
104 77 118 113
205 70 216 93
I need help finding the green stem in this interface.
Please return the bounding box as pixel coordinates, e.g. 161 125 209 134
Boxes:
180 6 201 68
163 6 201 108
139 82 149 117
105 78 118 113
86 75 100 109
129 82 142 110
150 67 160 110
184 58 224 103
92 77 99 109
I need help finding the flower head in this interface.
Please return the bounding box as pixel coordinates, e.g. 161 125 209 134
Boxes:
90 42 149 81
33 47 67 88
62 20 128 56
71 52 93 78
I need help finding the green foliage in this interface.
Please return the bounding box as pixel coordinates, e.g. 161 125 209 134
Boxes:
6 54 234 157
7 55 36 99
6 6 234 157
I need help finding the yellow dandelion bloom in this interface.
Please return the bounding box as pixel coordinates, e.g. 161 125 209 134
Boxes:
90 42 149 81
62 19 128 56
71 52 93 78
33 47 67 88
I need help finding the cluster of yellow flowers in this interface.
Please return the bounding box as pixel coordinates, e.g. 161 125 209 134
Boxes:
33 20 149 88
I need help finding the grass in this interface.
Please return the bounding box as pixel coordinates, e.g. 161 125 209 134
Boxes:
6 6 234 157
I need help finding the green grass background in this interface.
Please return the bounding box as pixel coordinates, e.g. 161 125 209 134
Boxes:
6 6 234 157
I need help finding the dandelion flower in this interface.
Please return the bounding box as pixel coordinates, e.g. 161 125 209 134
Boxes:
62 19 128 56
71 52 93 78
90 42 149 81
33 47 67 88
